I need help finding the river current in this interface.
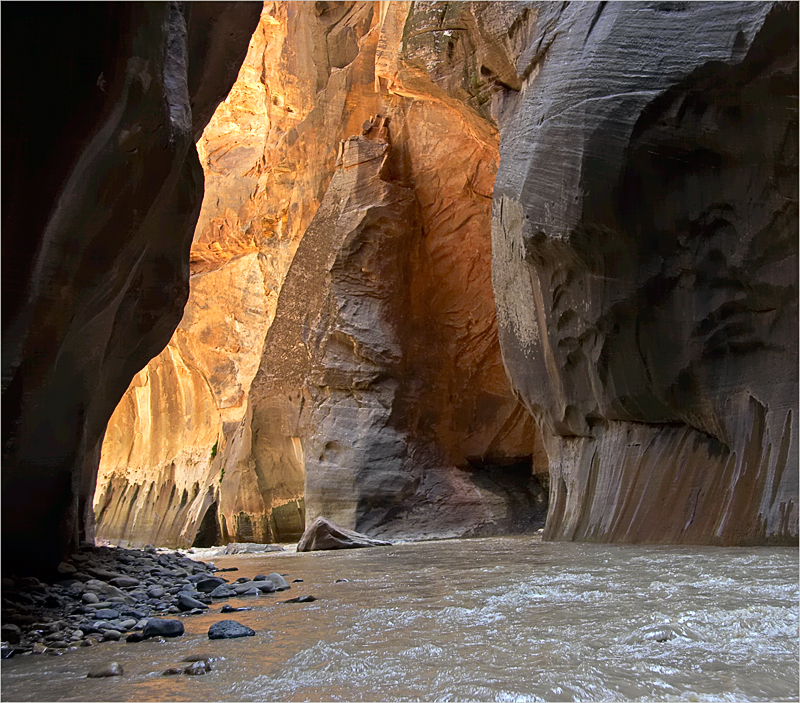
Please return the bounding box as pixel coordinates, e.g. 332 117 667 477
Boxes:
2 536 797 702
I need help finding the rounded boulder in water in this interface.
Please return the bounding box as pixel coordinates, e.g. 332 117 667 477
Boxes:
177 593 209 611
87 662 124 678
195 577 227 593
142 619 184 639
265 573 290 590
208 620 256 639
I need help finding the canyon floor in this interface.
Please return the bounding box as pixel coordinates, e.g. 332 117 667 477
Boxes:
2 538 797 702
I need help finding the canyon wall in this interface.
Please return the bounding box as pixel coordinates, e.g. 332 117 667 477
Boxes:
19 1 794 560
95 1 549 547
1 3 261 575
492 1 798 544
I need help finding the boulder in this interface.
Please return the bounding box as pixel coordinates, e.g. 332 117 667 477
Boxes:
208 620 255 639
87 662 124 678
194 577 227 593
297 517 392 552
209 585 236 599
264 573 290 591
177 593 208 611
142 619 184 639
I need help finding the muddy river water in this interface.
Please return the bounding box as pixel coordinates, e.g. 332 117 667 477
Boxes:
2 536 797 701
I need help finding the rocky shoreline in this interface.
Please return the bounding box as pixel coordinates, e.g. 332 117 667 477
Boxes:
1 543 293 662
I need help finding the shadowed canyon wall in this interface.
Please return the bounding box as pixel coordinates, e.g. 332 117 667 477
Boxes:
492 1 798 544
1 2 262 574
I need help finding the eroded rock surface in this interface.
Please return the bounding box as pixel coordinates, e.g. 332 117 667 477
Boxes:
492 2 798 544
97 1 548 547
2 2 261 574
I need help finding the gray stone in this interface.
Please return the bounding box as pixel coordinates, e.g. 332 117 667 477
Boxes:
297 517 391 552
195 577 227 593
142 619 184 639
209 585 236 599
87 662 124 678
93 608 120 620
177 593 208 611
265 573 290 591
109 576 140 589
208 620 255 639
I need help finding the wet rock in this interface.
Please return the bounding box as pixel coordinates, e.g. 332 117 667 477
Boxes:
209 585 236 599
125 632 144 643
282 595 317 604
1 624 22 644
94 608 120 620
334 579 348 583
254 581 276 594
208 620 255 639
109 577 139 589
31 643 47 654
102 630 122 642
219 604 247 614
87 662 124 678
195 577 227 593
264 573 290 591
177 593 208 611
1 648 17 659
291 579 303 583
162 667 183 676
142 619 184 639
49 640 71 648
252 575 266 581
80 638 95 647
297 517 392 552
184 660 211 675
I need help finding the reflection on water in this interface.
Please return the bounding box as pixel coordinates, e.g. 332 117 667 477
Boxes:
2 537 797 701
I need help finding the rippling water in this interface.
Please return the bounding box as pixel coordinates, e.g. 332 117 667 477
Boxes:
2 537 797 701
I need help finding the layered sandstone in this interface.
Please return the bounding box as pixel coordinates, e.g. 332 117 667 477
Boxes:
1 3 261 575
492 1 798 544
96 1 548 547
89 1 796 552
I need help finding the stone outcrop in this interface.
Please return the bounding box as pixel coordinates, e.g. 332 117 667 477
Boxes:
1 2 261 575
297 517 391 551
492 2 798 544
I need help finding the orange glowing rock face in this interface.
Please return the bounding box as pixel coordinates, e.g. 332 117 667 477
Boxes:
96 2 547 548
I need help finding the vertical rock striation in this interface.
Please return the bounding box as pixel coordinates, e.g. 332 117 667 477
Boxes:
2 2 261 575
492 2 798 544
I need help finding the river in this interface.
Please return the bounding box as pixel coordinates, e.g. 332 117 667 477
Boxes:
2 536 797 702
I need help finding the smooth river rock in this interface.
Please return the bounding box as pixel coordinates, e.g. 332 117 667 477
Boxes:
143 619 185 639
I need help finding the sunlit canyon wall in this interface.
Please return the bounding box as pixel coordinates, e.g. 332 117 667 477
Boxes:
93 1 797 549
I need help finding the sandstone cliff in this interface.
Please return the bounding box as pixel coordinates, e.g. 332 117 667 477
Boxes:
1 3 261 575
15 2 794 563
95 1 548 547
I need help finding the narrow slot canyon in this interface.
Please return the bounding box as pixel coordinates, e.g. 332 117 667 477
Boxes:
2 0 796 570
1 3 797 699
